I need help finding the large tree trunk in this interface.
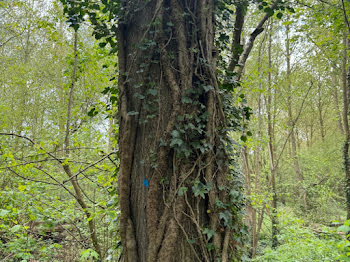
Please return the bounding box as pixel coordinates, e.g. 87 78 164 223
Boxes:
117 1 242 261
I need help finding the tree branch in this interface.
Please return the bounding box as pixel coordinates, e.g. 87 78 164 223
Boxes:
228 0 248 72
234 0 280 80
341 0 350 34
275 81 314 168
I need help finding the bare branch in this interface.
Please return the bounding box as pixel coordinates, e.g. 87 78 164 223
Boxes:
62 151 116 184
275 81 314 168
6 167 59 186
0 31 25 49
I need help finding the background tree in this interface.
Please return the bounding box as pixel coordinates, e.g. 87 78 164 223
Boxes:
0 0 120 260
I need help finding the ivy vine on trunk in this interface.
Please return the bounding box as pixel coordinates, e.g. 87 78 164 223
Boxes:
117 1 245 261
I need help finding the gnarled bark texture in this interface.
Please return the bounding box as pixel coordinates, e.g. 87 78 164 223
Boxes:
117 0 241 261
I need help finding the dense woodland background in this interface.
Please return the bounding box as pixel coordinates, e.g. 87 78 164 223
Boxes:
1 0 350 261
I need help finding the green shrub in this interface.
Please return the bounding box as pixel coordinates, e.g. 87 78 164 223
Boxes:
254 209 341 261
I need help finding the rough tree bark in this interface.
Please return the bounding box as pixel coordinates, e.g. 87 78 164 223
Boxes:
117 1 242 261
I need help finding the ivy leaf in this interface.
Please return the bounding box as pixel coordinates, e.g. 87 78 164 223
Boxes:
219 210 232 226
207 243 215 251
134 93 145 99
159 138 167 147
91 4 100 10
171 130 180 138
287 7 295 13
178 187 188 196
193 188 205 198
148 89 157 96
264 7 274 17
127 111 139 116
188 239 196 244
192 180 211 199
88 107 98 117
72 23 80 32
203 228 216 240
215 200 227 209
240 135 247 142
218 33 229 42
182 97 192 103
110 95 118 104
170 138 183 147
203 85 214 92
99 42 107 48
101 87 110 94
229 189 240 200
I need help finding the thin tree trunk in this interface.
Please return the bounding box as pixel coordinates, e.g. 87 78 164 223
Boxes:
342 31 350 219
266 25 278 248
310 116 314 146
317 83 325 141
15 17 31 150
242 146 256 257
57 6 67 153
62 31 102 258
254 205 265 250
108 108 115 151
285 24 306 211
249 29 267 257
332 71 344 135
